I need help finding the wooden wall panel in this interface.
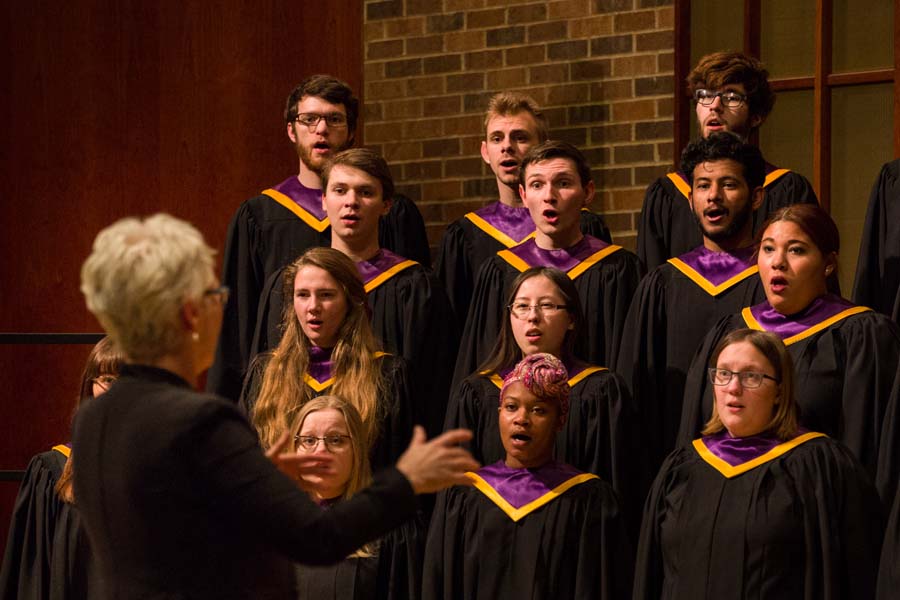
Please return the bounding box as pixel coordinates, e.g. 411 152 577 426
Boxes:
0 0 361 558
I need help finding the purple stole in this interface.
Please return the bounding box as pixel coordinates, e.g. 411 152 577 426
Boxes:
467 460 598 521
303 346 387 392
692 429 826 478
498 236 622 280
465 201 536 247
262 176 329 232
667 245 758 296
741 294 872 345
356 249 418 293
666 162 792 200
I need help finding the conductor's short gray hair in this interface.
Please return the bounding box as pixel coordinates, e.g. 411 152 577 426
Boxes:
80 213 216 362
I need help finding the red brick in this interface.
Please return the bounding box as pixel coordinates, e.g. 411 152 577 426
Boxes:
487 67 528 88
545 83 591 106
395 183 422 202
582 146 611 166
609 188 646 210
443 114 483 135
614 143 655 163
384 98 423 119
527 21 567 43
634 120 673 140
593 167 632 187
636 30 673 52
446 30 486 52
367 0 403 20
423 180 463 201
367 80 406 100
635 75 673 96
591 34 633 56
404 118 446 139
423 138 462 157
612 99 656 121
467 8 506 28
657 96 673 117
658 51 674 72
424 96 464 116
403 159 443 180
569 104 610 124
529 64 568 84
508 3 547 23
416 201 444 223
506 45 546 66
445 157 485 176
465 49 504 69
447 73 486 93
487 26 526 46
460 135 485 154
657 5 674 27
364 102 384 122
552 128 587 145
462 177 498 198
570 15 614 38
593 0 633 12
548 40 588 60
385 58 423 78
443 199 489 222
424 54 463 74
365 62 385 82
615 232 637 253
548 0 590 19
600 211 633 231
365 122 399 143
635 165 665 185
543 107 567 127
368 39 404 60
614 10 656 32
365 21 386 41
407 35 444 55
591 123 633 143
571 58 612 79
408 0 444 15
463 91 494 112
385 17 425 37
612 54 657 76
657 141 674 163
383 141 423 161
447 0 487 10
408 76 446 96
591 79 634 101
427 12 465 33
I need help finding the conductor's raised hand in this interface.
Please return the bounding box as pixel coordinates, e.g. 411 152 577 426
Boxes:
266 430 337 488
396 426 480 494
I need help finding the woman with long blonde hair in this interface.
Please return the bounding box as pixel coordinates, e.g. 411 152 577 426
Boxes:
244 247 413 468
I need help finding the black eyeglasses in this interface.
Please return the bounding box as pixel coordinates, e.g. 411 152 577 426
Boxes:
694 89 748 108
203 285 230 305
708 368 779 389
295 434 351 452
508 302 568 320
294 113 348 131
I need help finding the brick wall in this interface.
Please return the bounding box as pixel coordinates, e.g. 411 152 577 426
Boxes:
363 0 675 253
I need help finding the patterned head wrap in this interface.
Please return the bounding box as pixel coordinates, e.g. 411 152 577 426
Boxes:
499 353 570 422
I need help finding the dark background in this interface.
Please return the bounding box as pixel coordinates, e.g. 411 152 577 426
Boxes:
0 0 362 555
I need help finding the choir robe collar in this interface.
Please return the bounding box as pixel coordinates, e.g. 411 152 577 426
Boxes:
466 201 536 247
356 249 419 293
500 236 620 279
667 245 758 295
468 460 599 521
742 294 871 344
693 429 826 478
491 355 603 388
306 346 335 387
269 176 326 220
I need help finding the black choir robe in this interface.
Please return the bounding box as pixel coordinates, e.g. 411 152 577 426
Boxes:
878 470 900 599
207 177 430 402
636 164 818 270
614 245 766 474
251 250 458 438
295 514 424 600
677 294 900 503
853 159 900 324
452 235 642 388
422 461 632 600
634 431 884 600
0 446 99 600
241 350 414 470
434 201 612 322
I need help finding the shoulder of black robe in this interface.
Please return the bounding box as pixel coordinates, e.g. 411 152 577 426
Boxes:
853 159 900 322
615 263 766 471
878 473 900 599
443 373 498 466
423 473 632 600
751 170 818 235
368 265 459 438
0 449 67 600
249 264 289 363
379 194 431 267
372 353 416 470
579 209 612 243
634 435 883 600
295 511 425 600
636 174 700 271
208 194 330 402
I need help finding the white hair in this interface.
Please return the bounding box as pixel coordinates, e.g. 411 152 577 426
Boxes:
80 213 216 362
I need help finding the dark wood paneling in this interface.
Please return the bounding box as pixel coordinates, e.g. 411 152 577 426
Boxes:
0 0 361 559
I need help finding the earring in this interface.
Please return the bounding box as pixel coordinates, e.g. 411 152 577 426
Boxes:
192 331 200 342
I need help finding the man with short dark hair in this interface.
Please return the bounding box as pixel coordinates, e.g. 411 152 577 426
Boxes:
453 141 641 388
616 133 769 474
434 91 610 323
208 75 429 401
637 51 817 270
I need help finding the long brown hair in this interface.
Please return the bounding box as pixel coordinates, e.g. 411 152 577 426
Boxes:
251 247 386 450
478 267 583 375
56 336 124 503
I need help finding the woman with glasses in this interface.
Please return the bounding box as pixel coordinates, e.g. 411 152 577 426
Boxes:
72 214 477 599
678 204 900 504
0 336 123 599
444 266 636 520
244 246 414 470
635 328 884 599
290 396 424 599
